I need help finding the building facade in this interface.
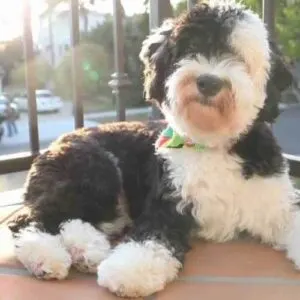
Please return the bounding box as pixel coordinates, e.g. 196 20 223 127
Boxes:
37 7 105 67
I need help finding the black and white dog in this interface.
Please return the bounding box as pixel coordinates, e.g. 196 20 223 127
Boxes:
8 0 298 298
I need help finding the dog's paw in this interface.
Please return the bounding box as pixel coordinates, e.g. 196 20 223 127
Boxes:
60 219 111 273
97 240 181 298
15 226 71 280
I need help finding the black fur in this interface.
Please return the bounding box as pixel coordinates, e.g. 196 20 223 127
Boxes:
127 156 196 262
141 4 292 121
141 3 244 104
9 122 163 234
231 122 285 179
258 41 293 123
9 121 196 264
9 120 284 257
7 4 292 295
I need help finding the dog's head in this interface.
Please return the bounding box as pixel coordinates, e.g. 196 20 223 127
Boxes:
140 0 292 146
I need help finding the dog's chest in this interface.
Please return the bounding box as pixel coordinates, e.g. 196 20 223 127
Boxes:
164 149 243 214
159 148 291 242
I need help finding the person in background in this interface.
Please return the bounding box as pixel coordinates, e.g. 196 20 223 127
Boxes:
4 102 18 137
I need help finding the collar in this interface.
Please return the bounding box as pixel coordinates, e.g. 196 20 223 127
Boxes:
155 125 206 152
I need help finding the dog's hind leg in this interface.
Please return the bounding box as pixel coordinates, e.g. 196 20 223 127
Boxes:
8 138 129 278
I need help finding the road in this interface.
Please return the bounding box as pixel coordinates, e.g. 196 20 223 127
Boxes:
0 102 97 155
0 103 150 156
273 105 300 156
0 102 299 156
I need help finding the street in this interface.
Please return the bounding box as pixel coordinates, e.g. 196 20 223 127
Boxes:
0 102 299 156
273 105 300 156
0 102 98 155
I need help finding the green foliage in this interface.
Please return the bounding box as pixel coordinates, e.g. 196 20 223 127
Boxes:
3 0 300 109
241 0 300 60
174 0 300 60
173 0 187 16
82 12 150 107
53 43 110 100
241 0 262 14
10 56 53 89
0 37 25 86
275 0 300 59
82 15 114 67
124 13 150 106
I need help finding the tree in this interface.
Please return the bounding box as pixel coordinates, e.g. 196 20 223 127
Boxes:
43 0 62 66
82 15 114 66
53 43 110 100
240 0 300 60
10 56 53 89
275 0 300 60
43 0 92 66
82 11 152 107
173 0 300 60
0 37 25 86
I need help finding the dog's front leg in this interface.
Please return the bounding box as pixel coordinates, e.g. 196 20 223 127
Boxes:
97 198 195 298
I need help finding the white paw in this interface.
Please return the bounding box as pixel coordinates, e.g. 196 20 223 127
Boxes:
60 219 111 273
15 225 71 280
97 240 181 298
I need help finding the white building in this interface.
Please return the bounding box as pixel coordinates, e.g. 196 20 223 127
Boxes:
37 6 105 67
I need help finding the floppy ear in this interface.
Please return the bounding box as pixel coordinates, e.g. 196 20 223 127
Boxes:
139 19 174 106
268 40 293 91
258 40 293 123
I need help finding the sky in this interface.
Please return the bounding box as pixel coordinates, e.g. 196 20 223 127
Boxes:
0 0 46 42
0 0 183 42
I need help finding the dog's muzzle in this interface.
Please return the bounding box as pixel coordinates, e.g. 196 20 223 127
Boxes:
196 74 225 103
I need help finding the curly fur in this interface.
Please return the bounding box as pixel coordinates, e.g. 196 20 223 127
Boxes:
8 1 298 298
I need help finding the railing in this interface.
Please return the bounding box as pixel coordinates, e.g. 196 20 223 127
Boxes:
0 0 299 180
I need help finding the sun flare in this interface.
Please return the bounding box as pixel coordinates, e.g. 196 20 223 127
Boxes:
0 0 45 42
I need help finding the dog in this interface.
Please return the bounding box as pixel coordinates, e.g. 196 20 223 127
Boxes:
8 0 297 298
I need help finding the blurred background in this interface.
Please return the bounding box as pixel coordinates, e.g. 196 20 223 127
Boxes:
0 0 299 191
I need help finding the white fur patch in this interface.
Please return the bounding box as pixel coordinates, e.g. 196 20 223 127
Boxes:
284 211 300 268
97 240 181 298
162 3 270 148
165 55 264 147
15 224 71 279
229 9 271 88
158 147 296 244
97 199 132 236
60 219 111 273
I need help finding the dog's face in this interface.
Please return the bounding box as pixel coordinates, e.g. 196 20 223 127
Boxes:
140 1 291 145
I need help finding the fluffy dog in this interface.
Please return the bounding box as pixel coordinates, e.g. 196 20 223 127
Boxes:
8 0 298 298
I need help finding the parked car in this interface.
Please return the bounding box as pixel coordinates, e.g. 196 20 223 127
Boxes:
14 90 63 113
0 94 20 120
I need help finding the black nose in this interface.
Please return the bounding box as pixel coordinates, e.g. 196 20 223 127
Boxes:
196 74 224 97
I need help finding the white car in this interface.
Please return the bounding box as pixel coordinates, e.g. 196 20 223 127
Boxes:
14 90 63 113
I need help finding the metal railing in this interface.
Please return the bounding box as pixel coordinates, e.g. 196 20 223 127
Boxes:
0 0 299 179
